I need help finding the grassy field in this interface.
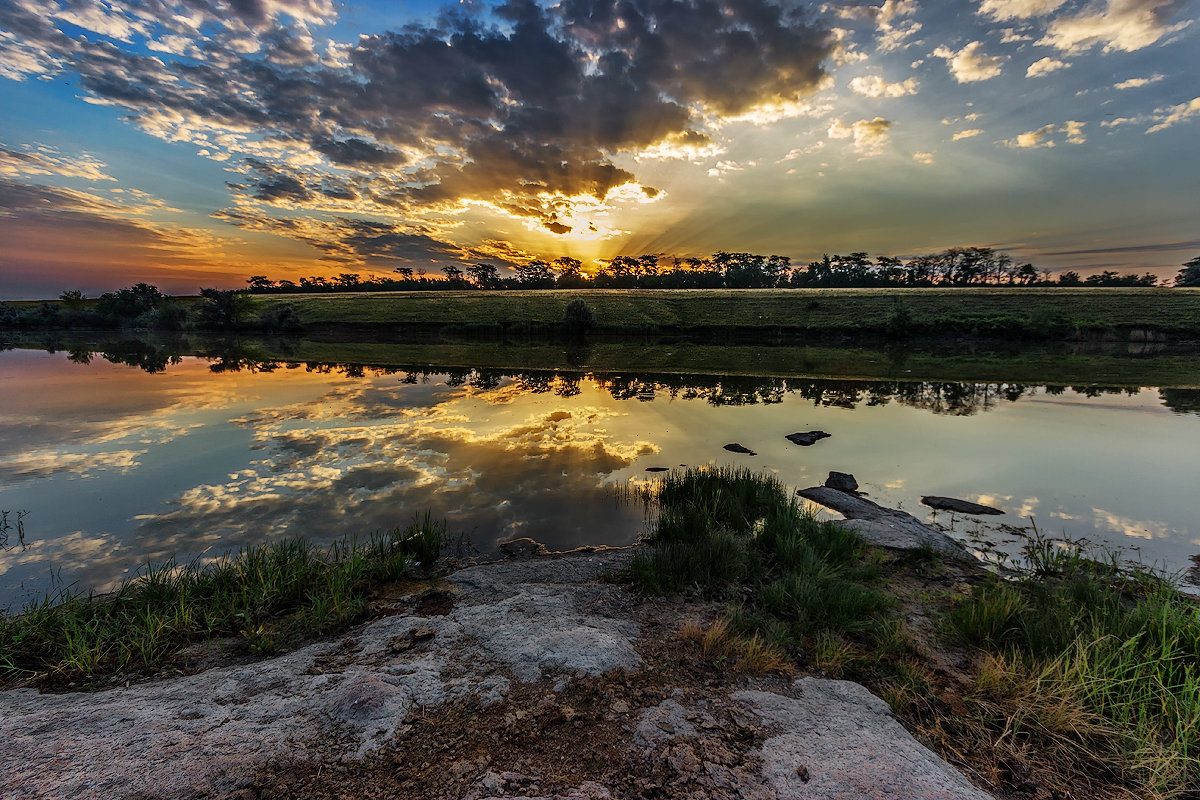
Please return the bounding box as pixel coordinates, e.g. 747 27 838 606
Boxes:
260 288 1200 338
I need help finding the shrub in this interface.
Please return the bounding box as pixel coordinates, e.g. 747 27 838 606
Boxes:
562 298 596 336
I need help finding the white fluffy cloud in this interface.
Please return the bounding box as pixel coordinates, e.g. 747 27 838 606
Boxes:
1026 57 1070 77
978 0 1068 19
1114 73 1165 89
1038 0 1192 54
1007 120 1087 147
932 41 1006 82
952 128 984 140
848 74 920 98
1147 97 1200 133
828 116 893 154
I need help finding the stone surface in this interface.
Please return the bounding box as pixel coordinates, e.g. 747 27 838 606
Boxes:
823 471 858 492
786 431 831 447
736 678 993 800
797 486 971 557
0 550 637 800
921 496 1005 516
0 548 995 800
724 443 757 455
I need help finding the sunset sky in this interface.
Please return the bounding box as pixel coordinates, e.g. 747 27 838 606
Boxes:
1 0 1197 298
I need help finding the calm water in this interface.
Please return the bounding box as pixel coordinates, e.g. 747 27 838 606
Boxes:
2 344 1199 608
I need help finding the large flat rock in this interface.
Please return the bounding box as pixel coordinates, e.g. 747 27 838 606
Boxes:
0 551 638 800
736 678 993 800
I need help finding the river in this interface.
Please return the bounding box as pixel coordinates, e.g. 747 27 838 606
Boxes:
2 337 1198 609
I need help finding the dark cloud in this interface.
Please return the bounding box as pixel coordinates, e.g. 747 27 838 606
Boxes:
312 136 407 168
1 0 833 252
1044 240 1200 257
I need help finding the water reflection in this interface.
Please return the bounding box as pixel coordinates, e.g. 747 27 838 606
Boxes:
2 339 1200 608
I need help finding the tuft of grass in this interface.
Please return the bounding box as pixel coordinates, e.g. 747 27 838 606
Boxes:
0 519 449 684
944 535 1200 796
679 617 794 675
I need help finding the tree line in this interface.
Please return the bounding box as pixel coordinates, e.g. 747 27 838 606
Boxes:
244 247 1171 293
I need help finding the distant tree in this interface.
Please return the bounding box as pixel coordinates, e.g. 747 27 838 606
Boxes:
1057 271 1083 286
277 279 297 290
335 273 361 289
551 257 587 288
514 260 555 288
1176 255 1200 287
58 289 86 310
246 275 275 291
1014 263 1039 285
441 265 467 287
394 267 415 280
466 263 502 289
194 288 256 330
95 283 165 321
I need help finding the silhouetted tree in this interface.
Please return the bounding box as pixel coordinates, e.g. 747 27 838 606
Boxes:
1176 255 1200 287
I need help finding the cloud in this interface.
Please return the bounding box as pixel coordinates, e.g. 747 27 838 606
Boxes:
952 128 984 140
912 151 934 164
0 145 115 182
1038 0 1192 54
848 74 919 98
1114 73 1165 89
932 41 1005 82
1026 57 1070 77
0 0 834 250
978 0 1068 20
1146 96 1200 133
1006 120 1086 147
827 116 893 154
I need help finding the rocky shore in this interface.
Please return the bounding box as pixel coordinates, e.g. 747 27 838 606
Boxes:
0 491 999 800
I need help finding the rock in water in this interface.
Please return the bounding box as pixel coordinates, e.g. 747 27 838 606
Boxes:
824 472 858 492
644 467 670 472
723 443 757 455
920 496 1004 516
499 537 550 559
786 431 831 447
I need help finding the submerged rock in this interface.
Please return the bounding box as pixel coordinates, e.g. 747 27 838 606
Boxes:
723 443 757 455
644 467 670 473
921 496 1004 516
823 471 858 492
786 431 831 447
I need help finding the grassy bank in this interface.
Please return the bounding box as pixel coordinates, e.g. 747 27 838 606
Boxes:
0 516 444 687
261 288 1200 340
629 468 1200 798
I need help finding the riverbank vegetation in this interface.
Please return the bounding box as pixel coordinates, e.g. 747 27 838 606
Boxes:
4 282 1200 343
629 468 1199 798
0 516 445 688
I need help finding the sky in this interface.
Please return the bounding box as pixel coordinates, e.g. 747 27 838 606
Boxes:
0 0 1197 298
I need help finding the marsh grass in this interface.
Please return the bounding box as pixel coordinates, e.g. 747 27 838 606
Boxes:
0 515 448 684
630 466 896 666
944 530 1200 796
